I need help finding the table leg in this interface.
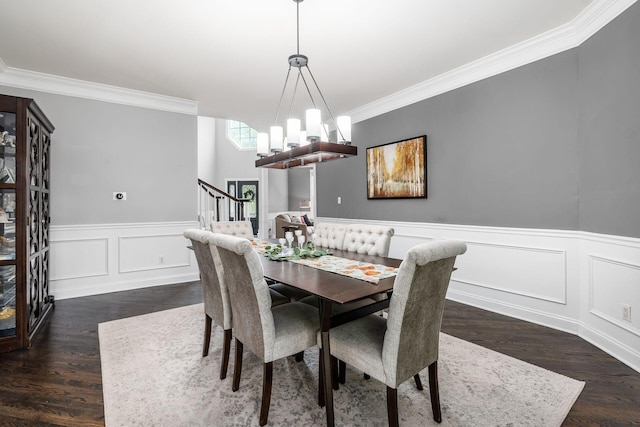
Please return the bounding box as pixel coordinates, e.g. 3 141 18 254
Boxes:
319 299 335 427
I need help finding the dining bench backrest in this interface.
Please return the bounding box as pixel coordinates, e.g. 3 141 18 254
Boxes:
210 220 254 240
343 224 394 257
313 222 347 250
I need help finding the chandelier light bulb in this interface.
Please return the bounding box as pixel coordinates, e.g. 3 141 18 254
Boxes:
270 126 284 152
287 118 301 147
306 109 321 142
257 132 269 156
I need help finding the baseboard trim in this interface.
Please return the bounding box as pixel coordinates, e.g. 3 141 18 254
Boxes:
53 273 200 300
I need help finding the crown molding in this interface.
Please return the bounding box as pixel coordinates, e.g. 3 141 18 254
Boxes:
0 66 198 115
0 0 634 120
348 0 637 124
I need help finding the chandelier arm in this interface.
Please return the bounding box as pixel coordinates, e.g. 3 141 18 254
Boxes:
274 66 294 125
287 69 303 118
305 64 343 140
298 66 318 109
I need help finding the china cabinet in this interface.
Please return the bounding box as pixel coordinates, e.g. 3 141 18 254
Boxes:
0 94 54 353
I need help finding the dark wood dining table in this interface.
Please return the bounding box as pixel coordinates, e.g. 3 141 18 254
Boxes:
260 248 402 427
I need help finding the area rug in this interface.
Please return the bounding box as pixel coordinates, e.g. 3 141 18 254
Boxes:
99 304 584 426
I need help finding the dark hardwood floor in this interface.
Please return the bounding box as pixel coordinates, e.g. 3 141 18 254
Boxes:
0 281 638 426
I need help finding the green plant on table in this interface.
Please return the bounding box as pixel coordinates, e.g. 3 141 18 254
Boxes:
262 244 330 261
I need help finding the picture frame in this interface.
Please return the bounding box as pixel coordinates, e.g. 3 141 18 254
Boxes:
366 135 427 199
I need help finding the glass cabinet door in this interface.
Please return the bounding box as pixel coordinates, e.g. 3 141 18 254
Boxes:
0 265 16 337
0 110 17 338
0 110 17 183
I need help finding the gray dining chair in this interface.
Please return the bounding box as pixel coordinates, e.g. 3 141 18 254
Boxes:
209 233 320 426
321 239 467 426
183 229 289 380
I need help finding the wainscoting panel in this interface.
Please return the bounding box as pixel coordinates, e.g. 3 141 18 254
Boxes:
50 221 200 300
50 238 109 280
455 241 567 303
589 255 640 336
119 233 191 273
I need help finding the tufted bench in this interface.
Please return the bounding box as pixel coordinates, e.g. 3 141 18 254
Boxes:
312 222 348 250
210 221 254 240
343 223 394 257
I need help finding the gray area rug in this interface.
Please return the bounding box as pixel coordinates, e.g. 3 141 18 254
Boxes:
99 303 584 426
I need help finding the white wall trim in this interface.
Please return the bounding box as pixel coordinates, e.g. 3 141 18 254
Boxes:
0 67 198 115
316 216 640 373
347 0 637 124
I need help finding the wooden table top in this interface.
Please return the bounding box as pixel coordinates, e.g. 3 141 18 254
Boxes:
259 248 402 305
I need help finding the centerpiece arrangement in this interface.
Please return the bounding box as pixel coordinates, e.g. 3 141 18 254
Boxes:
262 244 330 261
262 230 329 261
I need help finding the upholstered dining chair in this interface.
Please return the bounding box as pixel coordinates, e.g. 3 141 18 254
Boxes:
183 229 289 381
209 233 320 426
321 240 467 426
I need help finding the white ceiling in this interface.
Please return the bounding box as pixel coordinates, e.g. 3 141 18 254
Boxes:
0 0 617 131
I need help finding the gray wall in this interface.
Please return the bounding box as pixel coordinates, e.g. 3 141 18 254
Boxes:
288 167 311 211
0 86 198 225
268 169 288 213
317 2 640 239
578 4 640 237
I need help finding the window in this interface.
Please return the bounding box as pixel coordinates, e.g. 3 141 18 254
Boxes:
226 120 257 150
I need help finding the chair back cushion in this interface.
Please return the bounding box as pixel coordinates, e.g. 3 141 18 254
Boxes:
383 240 467 387
210 220 254 239
313 222 347 250
183 229 231 329
209 233 276 361
343 224 394 257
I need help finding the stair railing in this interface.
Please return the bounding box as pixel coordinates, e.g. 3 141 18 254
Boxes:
197 179 250 229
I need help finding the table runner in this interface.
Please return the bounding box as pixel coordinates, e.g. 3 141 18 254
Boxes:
288 255 398 284
253 239 398 284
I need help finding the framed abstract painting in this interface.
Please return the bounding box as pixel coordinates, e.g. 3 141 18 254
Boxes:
366 135 427 199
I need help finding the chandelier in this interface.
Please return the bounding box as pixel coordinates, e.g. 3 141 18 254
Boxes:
255 0 357 169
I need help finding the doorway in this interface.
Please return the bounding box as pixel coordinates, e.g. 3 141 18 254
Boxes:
227 180 259 235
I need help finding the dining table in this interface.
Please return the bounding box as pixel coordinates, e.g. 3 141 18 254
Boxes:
259 245 402 427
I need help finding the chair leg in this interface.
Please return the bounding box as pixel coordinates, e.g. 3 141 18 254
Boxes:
414 373 423 390
220 329 232 380
202 314 212 357
318 347 325 407
259 362 273 426
428 361 442 423
386 386 399 427
330 356 339 390
295 351 304 362
338 360 346 384
232 339 243 392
